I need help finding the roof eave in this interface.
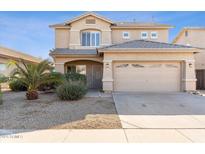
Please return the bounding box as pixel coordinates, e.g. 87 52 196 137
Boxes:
49 53 99 57
98 48 197 53
111 26 174 29
0 46 42 63
49 25 71 29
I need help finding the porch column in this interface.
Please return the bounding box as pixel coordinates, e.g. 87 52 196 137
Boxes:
102 60 113 92
55 63 65 74
182 60 197 91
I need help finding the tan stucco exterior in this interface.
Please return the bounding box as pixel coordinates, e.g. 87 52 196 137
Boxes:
55 28 70 48
100 50 196 92
51 12 171 50
50 12 197 92
112 28 169 44
53 55 103 74
173 28 205 70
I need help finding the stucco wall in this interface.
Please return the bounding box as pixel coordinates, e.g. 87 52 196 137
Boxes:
69 15 112 49
53 56 103 73
111 29 169 44
55 28 70 48
174 29 205 70
54 15 170 50
102 51 196 92
103 52 194 61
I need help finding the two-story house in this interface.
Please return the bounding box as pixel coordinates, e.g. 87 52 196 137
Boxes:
49 12 198 92
173 27 205 90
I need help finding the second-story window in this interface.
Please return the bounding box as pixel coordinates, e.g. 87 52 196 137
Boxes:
151 32 158 39
123 32 130 39
82 31 100 47
141 32 148 39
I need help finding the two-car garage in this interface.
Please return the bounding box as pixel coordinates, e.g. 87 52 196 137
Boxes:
113 61 181 92
99 40 197 92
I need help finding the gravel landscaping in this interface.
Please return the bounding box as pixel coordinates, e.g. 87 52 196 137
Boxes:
0 91 121 129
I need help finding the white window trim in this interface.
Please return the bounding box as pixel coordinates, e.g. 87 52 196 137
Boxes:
122 32 130 39
151 32 158 39
141 32 148 39
81 31 100 47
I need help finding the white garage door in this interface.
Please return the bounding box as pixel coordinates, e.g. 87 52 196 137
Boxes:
114 61 181 92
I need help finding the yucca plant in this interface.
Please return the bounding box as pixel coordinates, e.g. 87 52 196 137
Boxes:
10 59 62 100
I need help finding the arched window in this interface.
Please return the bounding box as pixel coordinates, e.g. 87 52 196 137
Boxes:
81 31 100 47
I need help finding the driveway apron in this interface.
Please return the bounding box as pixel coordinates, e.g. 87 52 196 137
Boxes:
113 92 205 129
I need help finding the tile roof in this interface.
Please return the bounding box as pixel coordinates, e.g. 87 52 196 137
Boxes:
112 22 172 28
50 22 172 28
50 40 195 56
50 48 97 55
49 12 172 28
99 40 193 50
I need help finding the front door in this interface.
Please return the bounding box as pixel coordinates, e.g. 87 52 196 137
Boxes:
92 65 103 89
86 64 103 89
66 61 103 89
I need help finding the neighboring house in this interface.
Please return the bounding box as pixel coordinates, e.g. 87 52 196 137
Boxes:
173 27 205 90
0 45 41 77
49 12 198 92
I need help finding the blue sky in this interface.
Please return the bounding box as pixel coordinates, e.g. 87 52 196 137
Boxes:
0 11 205 59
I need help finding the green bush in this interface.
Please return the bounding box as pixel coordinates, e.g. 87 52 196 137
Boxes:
64 73 86 85
56 82 87 100
38 72 64 91
9 79 27 91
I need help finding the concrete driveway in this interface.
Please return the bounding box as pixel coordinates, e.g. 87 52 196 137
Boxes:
113 92 205 129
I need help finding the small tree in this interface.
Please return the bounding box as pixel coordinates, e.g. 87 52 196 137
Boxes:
10 59 62 100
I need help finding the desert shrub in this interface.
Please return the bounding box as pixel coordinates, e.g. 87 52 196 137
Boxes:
38 72 64 91
56 82 87 100
9 79 27 91
64 73 86 85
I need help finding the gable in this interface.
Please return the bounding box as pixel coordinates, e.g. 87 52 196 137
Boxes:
69 15 112 31
65 12 113 25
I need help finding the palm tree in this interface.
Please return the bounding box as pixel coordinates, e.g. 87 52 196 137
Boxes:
10 59 62 100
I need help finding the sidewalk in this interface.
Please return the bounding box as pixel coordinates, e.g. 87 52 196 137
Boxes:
1 129 205 143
